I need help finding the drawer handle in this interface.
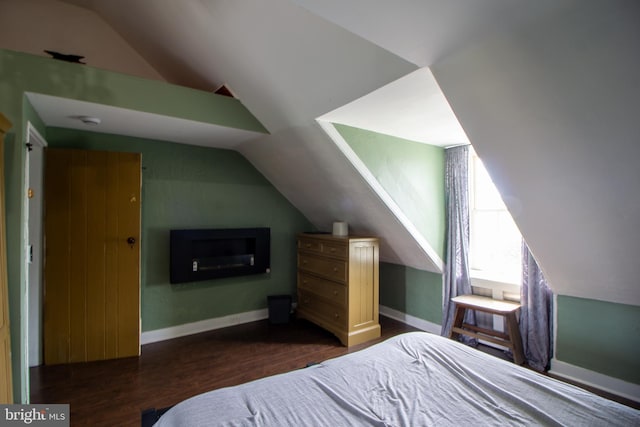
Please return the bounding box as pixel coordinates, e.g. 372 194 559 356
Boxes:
333 290 338 296
333 267 338 272
330 248 336 252
305 244 312 248
334 313 340 319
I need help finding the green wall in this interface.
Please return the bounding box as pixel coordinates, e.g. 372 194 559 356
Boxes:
334 123 446 258
0 50 267 133
46 128 312 331
556 295 640 384
333 124 445 328
380 262 442 325
0 48 269 402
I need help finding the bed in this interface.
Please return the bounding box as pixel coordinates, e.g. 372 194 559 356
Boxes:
153 332 639 426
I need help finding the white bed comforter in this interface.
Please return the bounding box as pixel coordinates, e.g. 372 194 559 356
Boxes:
155 332 639 426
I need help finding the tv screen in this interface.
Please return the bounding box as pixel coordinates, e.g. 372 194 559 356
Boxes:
170 228 270 284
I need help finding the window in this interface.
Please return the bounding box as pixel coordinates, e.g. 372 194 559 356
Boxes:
469 149 522 285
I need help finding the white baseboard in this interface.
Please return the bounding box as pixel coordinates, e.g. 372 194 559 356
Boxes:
379 305 441 335
142 305 439 346
550 358 640 403
141 308 269 345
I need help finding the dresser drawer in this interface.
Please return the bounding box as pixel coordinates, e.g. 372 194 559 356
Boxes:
321 241 347 258
298 272 347 307
298 254 347 283
298 290 346 328
298 238 322 255
298 237 348 259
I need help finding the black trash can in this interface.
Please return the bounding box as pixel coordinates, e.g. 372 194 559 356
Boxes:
267 295 292 324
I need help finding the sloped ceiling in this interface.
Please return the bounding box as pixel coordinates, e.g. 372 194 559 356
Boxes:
430 1 640 306
293 0 576 68
0 0 164 81
295 0 640 306
50 0 640 305
52 0 442 271
319 67 469 147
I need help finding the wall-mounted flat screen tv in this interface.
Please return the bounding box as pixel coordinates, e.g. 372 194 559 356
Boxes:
170 228 270 284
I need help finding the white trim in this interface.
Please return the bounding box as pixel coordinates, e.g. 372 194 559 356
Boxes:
141 304 438 347
21 146 29 403
22 122 48 402
550 358 640 403
26 122 48 148
316 120 444 273
379 305 441 334
469 275 520 296
552 293 558 360
141 308 269 345
21 122 49 403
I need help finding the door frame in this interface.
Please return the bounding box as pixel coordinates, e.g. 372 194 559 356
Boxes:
1 113 14 403
22 122 47 398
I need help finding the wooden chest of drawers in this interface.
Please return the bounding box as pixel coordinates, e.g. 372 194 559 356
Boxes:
297 233 380 346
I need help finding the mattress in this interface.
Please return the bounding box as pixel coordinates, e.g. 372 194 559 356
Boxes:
154 332 639 426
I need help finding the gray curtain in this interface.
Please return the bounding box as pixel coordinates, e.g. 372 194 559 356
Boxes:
520 242 553 371
441 145 476 342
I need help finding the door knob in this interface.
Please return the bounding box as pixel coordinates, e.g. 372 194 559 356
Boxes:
127 237 136 247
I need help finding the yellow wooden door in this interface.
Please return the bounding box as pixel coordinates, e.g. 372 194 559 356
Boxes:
0 114 13 402
44 149 141 365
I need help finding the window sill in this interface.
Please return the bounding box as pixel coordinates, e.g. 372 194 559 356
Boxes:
470 271 520 301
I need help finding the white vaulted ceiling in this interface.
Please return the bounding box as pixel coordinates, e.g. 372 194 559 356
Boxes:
14 0 640 305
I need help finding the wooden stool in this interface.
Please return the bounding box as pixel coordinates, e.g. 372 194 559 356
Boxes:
449 295 526 365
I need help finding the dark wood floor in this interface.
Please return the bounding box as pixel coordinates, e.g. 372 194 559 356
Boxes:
30 315 419 427
30 315 638 426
